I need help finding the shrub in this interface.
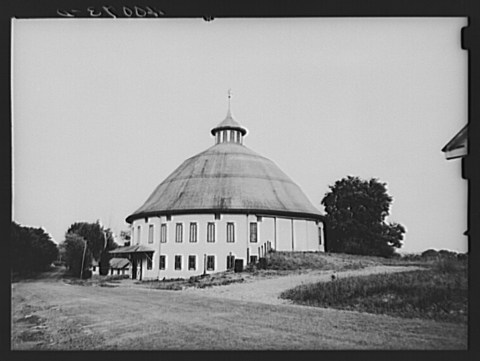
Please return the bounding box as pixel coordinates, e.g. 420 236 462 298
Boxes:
81 269 92 279
438 249 457 258
421 249 439 259
434 258 457 274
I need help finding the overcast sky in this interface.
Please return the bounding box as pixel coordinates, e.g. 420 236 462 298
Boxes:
12 18 468 253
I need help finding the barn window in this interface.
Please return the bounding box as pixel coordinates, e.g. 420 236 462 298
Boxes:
166 215 171 221
159 255 166 270
250 255 258 264
319 228 322 245
189 223 197 243
207 222 215 242
160 224 167 243
250 222 257 243
175 223 183 243
174 255 182 270
226 222 235 243
226 255 235 269
207 255 215 271
188 255 196 270
215 213 221 220
146 256 152 270
148 224 154 244
137 226 141 244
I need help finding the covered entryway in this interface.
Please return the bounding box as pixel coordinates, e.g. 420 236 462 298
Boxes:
109 245 154 281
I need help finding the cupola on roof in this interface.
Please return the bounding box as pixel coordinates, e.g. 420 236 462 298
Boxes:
126 93 322 224
211 110 247 136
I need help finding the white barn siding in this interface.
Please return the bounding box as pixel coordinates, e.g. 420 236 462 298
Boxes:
259 217 275 254
133 214 251 279
305 220 321 251
276 218 292 251
293 219 307 251
131 214 324 279
318 222 325 252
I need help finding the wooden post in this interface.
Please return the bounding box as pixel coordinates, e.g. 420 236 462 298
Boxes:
291 219 295 251
274 218 277 250
80 239 87 279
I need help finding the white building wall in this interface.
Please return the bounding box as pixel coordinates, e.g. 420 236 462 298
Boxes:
258 217 275 256
276 217 293 251
305 220 322 252
133 214 251 279
317 221 325 252
132 214 324 279
246 214 259 259
293 219 308 251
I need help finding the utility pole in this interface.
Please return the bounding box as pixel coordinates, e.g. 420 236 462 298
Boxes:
80 239 87 279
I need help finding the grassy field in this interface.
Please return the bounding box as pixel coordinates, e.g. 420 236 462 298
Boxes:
280 256 467 323
11 268 467 350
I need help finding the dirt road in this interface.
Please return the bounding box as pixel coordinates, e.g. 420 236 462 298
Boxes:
11 266 467 350
183 265 424 305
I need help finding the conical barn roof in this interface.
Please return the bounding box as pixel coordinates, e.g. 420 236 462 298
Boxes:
126 143 322 223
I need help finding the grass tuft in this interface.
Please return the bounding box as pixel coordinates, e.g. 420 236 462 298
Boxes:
280 258 467 323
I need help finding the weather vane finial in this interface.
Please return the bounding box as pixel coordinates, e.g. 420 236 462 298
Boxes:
227 88 232 112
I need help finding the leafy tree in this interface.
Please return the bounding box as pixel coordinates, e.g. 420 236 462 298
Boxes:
98 228 118 275
11 222 59 276
63 233 89 277
65 221 118 276
321 176 405 257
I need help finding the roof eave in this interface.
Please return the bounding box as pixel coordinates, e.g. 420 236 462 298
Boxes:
126 208 325 224
210 126 247 136
441 124 468 153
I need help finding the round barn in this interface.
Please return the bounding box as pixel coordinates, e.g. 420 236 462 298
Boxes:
114 99 325 280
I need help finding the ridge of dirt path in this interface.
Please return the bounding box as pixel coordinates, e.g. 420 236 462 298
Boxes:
183 265 424 305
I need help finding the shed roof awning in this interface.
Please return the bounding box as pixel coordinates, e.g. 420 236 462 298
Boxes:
109 245 155 254
109 258 131 269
